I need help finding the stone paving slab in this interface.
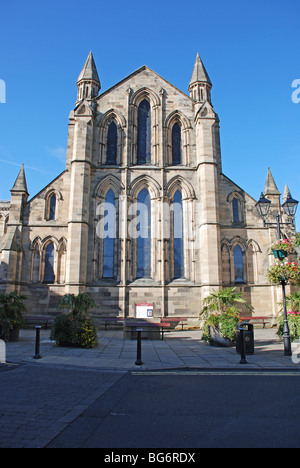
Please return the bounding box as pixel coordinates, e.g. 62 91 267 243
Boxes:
2 327 300 371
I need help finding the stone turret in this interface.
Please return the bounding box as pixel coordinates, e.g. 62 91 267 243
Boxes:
76 51 101 104
188 53 212 107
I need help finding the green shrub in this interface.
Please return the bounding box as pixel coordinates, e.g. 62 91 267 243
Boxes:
277 312 300 342
51 293 98 348
50 312 98 348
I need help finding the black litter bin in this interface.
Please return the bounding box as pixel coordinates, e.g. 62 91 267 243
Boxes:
236 322 254 355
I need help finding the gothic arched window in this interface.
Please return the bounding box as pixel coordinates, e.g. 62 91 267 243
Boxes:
49 194 56 221
172 123 182 165
232 198 239 224
233 245 244 283
137 100 151 164
136 189 151 278
103 189 116 278
44 243 55 283
173 190 184 279
106 121 118 165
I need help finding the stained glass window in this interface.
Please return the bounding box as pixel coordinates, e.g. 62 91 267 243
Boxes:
49 194 56 221
234 245 244 283
172 123 182 165
232 198 239 223
137 100 151 164
103 189 116 278
106 121 117 165
173 190 184 279
136 189 151 278
44 243 55 283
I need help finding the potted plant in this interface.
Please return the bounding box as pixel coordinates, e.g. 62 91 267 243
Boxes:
267 260 300 286
200 287 253 347
50 293 98 348
0 292 26 342
202 307 241 347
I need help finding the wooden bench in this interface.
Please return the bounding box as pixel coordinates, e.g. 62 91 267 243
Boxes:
24 315 54 329
161 317 188 330
240 316 271 329
99 317 124 330
125 322 171 340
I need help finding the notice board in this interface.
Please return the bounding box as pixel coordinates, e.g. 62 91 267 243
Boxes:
135 303 154 319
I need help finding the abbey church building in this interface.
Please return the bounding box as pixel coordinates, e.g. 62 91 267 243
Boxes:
0 52 297 321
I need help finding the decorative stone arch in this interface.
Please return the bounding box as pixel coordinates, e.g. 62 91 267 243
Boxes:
97 109 127 166
34 236 59 284
164 176 196 283
130 87 161 108
221 239 232 285
30 236 43 252
227 191 245 225
93 176 123 284
128 87 161 166
41 235 60 251
165 175 196 201
246 239 262 284
44 189 63 221
93 174 124 201
30 236 42 283
165 110 192 166
231 237 247 284
129 174 162 201
57 237 67 284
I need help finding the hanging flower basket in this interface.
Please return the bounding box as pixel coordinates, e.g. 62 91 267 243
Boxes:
267 260 300 286
270 239 295 255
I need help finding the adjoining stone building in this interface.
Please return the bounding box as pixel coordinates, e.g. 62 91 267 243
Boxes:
0 52 297 321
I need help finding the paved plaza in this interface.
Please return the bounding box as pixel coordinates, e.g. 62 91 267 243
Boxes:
3 327 300 371
1 327 300 448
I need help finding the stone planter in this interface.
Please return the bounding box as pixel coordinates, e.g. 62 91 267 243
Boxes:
208 326 234 348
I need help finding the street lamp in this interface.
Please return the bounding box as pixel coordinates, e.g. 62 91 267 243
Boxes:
282 194 299 219
256 192 299 357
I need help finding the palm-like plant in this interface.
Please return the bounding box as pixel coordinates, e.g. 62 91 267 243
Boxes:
0 292 27 341
200 287 253 319
281 291 300 313
58 293 96 317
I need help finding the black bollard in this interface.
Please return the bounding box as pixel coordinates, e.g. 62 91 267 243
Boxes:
239 327 248 365
135 328 143 366
33 326 42 359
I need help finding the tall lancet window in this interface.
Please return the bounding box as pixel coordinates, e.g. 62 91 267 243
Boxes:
103 189 116 278
172 123 182 165
44 243 55 283
234 245 244 283
106 121 117 165
173 190 184 279
49 194 56 220
137 99 151 164
136 189 151 278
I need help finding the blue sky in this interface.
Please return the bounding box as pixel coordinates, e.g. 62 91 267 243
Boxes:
0 0 300 226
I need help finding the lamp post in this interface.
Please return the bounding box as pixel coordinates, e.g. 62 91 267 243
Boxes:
256 192 299 357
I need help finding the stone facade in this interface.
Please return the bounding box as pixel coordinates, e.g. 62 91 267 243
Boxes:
0 52 297 321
